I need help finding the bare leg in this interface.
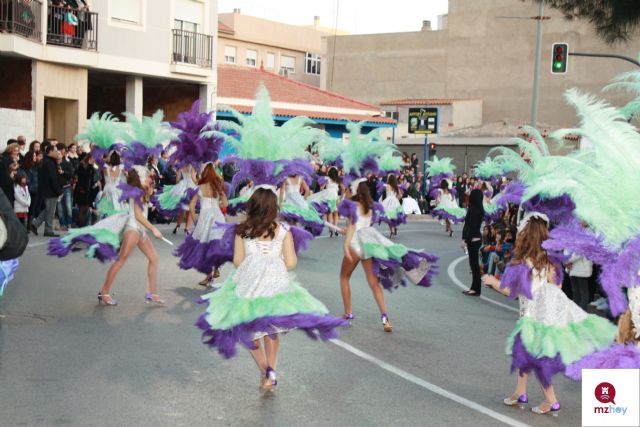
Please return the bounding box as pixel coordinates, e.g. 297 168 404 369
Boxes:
339 254 359 315
100 230 140 298
512 371 528 397
361 258 388 314
264 334 280 370
137 236 159 295
249 339 268 372
539 384 558 408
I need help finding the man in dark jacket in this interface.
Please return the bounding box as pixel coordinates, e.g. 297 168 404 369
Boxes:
56 143 75 230
30 142 62 237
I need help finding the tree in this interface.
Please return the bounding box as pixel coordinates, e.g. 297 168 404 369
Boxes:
531 0 640 44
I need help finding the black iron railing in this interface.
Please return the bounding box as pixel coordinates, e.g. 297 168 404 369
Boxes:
46 4 97 50
172 29 213 68
0 0 42 42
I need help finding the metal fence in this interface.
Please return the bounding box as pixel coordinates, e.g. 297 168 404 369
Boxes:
0 0 42 42
46 4 97 50
172 29 213 68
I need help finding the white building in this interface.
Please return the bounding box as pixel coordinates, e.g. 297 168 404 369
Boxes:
0 0 217 146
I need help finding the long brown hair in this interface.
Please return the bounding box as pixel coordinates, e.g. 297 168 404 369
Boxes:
512 217 551 272
235 188 279 239
198 163 225 198
387 174 400 196
127 169 151 201
351 181 373 215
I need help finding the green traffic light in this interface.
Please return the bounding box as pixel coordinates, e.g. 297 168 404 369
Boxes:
553 61 563 69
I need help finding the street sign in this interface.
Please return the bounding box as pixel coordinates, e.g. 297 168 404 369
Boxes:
408 107 438 134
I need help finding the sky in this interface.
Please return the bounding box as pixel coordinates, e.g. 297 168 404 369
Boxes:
217 0 449 34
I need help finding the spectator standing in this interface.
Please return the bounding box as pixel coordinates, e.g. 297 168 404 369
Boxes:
410 153 419 175
1 142 20 204
13 172 30 227
158 150 168 175
56 143 75 231
23 143 43 227
462 189 485 296
30 142 62 237
74 153 95 227
17 135 27 165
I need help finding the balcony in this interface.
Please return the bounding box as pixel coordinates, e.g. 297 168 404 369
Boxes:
46 4 97 51
172 29 212 68
0 0 42 42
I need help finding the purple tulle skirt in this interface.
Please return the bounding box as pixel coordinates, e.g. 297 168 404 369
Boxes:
566 343 640 380
48 234 120 263
173 223 235 274
510 333 565 388
373 249 439 291
195 311 347 358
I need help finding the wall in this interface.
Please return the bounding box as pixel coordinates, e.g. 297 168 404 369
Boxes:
0 109 36 149
33 60 87 142
217 35 320 86
324 0 640 128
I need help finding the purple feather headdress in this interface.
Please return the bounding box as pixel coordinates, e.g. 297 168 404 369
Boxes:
122 142 163 170
226 157 313 193
168 100 223 170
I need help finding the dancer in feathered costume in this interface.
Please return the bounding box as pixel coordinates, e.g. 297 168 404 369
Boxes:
196 187 347 391
473 156 509 222
209 86 325 237
377 149 407 236
483 213 616 415
307 166 343 237
336 125 438 331
427 156 466 227
48 112 173 305
0 259 19 297
174 163 231 288
75 112 127 217
166 101 230 286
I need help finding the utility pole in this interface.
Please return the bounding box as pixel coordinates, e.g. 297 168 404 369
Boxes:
530 0 545 127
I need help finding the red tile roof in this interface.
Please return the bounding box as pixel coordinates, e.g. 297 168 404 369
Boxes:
217 64 382 111
218 21 234 34
380 98 481 106
218 104 394 124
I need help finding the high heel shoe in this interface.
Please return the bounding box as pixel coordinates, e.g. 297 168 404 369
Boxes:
260 367 277 391
266 367 277 388
97 292 118 306
172 225 179 235
213 268 221 279
449 229 453 237
531 401 561 416
198 277 209 287
145 293 166 305
381 313 393 332
503 393 528 409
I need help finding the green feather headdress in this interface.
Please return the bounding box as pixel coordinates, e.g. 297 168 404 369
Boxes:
75 112 124 150
426 156 456 178
603 70 640 120
474 156 505 180
340 121 391 182
207 85 322 162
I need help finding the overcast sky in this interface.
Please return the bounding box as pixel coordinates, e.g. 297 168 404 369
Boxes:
218 0 449 34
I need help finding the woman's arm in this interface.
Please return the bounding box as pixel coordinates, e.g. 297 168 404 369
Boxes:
482 274 511 297
186 193 198 231
282 231 298 270
219 192 229 209
233 235 245 267
301 180 310 199
133 203 162 239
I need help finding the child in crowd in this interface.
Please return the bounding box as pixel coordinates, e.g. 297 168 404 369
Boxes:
13 173 31 228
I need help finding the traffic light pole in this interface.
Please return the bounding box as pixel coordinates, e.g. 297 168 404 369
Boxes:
568 52 640 68
422 135 428 190
530 0 544 127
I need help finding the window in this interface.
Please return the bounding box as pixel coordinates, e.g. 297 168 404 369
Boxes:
224 46 236 64
246 49 257 67
174 19 198 33
305 53 321 75
266 52 275 69
111 0 143 24
281 55 296 74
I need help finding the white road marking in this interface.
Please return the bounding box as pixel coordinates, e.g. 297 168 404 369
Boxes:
26 242 47 249
448 256 519 313
331 339 530 427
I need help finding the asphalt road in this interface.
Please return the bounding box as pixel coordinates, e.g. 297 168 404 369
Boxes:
0 220 585 427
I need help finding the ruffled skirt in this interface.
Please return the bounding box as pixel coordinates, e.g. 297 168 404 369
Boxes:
506 285 616 387
379 196 407 227
97 183 127 217
431 205 467 224
565 343 640 380
154 179 199 217
48 213 130 262
308 188 339 215
351 226 438 291
196 274 347 358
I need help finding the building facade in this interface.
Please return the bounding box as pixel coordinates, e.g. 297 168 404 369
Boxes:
0 0 217 146
323 0 640 129
218 10 345 88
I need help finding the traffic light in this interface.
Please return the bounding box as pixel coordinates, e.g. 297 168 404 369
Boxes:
428 142 437 157
551 43 568 74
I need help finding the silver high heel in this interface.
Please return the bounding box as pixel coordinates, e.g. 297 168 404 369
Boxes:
531 401 561 416
98 292 117 306
145 293 166 305
503 393 528 409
